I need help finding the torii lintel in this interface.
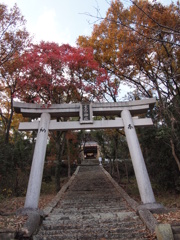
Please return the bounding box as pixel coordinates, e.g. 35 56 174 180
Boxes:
13 98 156 118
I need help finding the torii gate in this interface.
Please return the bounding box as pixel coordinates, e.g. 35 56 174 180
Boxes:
14 98 157 210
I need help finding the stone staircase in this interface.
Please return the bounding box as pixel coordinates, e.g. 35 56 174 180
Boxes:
34 164 151 240
81 158 99 165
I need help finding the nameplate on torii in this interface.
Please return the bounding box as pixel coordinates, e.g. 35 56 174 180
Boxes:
80 102 93 124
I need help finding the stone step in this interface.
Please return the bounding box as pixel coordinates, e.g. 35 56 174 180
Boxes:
51 208 129 215
174 234 180 240
42 218 142 230
172 225 180 240
35 226 146 240
43 219 140 230
34 233 145 240
172 225 180 234
44 211 138 222
34 234 145 240
61 201 124 206
56 202 128 210
53 203 126 209
57 202 125 208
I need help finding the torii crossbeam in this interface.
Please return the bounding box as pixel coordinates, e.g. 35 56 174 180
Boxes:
14 98 157 210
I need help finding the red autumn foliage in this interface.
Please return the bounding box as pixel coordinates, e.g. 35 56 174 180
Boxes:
19 42 110 104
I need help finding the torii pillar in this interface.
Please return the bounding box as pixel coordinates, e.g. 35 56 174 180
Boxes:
25 113 50 209
121 109 155 204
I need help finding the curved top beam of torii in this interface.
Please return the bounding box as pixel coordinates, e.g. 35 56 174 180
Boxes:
13 98 156 118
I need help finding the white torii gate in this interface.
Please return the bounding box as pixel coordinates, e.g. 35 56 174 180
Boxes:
14 98 157 210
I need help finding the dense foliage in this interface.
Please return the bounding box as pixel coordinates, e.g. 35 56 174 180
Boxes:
0 3 30 143
78 0 180 188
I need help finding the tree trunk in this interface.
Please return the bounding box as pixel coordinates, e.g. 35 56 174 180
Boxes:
109 159 113 176
116 160 120 183
115 137 120 182
66 137 71 178
55 131 66 192
5 94 14 144
124 161 129 183
170 138 180 172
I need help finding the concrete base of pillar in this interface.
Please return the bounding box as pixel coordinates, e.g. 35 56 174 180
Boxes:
137 203 165 213
16 207 45 238
16 207 45 217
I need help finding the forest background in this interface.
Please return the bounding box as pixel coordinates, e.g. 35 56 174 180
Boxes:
0 0 180 209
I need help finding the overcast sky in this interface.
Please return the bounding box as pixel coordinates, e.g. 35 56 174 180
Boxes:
3 0 175 46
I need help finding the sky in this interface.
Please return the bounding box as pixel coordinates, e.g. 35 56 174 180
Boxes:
2 0 175 46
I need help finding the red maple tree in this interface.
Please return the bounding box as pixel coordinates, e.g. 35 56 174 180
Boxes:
19 41 109 104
